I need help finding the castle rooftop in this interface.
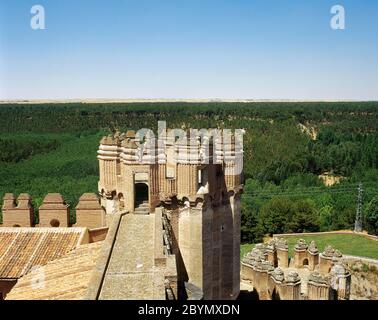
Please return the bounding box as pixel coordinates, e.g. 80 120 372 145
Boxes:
6 241 103 300
0 227 86 279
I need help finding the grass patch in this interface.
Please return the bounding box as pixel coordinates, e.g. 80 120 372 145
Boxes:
241 233 378 260
241 243 254 258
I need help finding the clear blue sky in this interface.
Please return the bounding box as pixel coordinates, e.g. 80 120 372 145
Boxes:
0 0 377 100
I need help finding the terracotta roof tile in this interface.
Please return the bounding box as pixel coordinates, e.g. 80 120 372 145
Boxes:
6 242 103 300
0 228 86 279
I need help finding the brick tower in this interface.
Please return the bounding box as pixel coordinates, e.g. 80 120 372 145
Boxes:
97 126 244 299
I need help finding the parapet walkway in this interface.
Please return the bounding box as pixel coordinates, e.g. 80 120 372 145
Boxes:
88 213 166 299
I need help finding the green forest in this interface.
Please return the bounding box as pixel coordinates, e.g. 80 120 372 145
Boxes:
0 102 377 239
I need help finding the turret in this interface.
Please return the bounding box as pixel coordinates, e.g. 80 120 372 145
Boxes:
307 241 319 271
330 262 351 300
319 245 337 274
282 271 301 300
307 272 331 300
275 238 289 268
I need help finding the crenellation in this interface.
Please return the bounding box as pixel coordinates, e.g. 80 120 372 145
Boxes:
38 193 70 227
294 239 309 268
319 245 338 274
74 193 107 229
1 192 110 230
2 193 16 209
329 262 351 300
97 129 243 213
241 239 352 300
1 193 34 227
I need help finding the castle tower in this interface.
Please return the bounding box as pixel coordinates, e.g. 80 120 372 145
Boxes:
1 193 34 227
275 238 289 268
294 239 309 268
97 127 243 300
282 271 301 300
241 248 262 284
266 240 277 267
330 263 351 300
38 193 70 227
98 130 159 214
268 268 284 299
252 260 274 300
307 272 331 300
307 241 319 271
75 193 107 229
319 245 336 274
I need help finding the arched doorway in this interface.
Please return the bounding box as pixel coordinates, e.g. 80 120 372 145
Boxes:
303 258 309 267
135 183 149 208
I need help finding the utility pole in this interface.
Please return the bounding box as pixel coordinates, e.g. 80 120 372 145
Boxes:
354 182 363 233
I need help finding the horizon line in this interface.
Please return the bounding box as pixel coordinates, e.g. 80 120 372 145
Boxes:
1 98 378 104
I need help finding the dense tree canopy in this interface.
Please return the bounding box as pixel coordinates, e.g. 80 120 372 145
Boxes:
0 102 377 237
366 196 378 235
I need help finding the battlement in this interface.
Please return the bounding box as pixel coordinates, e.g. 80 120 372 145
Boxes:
98 128 243 164
75 193 107 229
241 238 351 300
1 193 34 227
38 193 70 227
1 193 106 230
97 129 244 215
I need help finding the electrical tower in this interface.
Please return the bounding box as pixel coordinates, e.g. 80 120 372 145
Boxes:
354 182 363 233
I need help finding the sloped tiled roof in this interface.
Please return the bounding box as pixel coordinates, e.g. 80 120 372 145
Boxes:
0 227 86 279
6 242 103 300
